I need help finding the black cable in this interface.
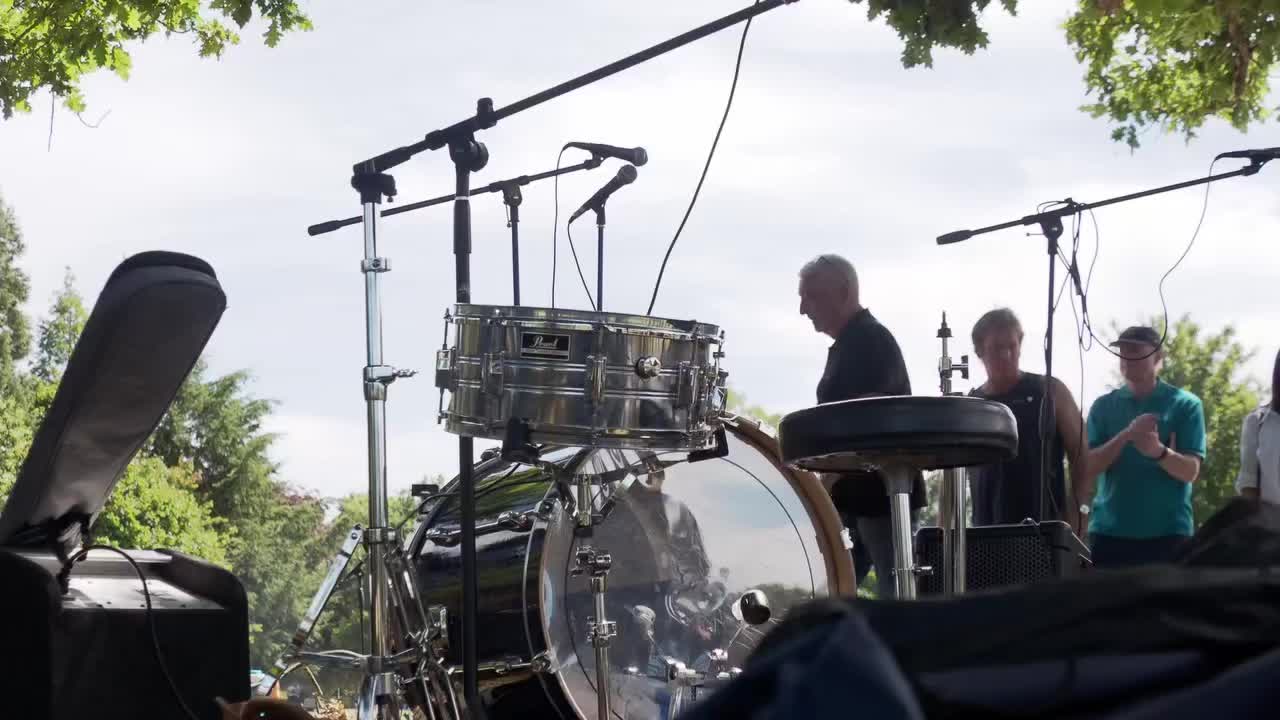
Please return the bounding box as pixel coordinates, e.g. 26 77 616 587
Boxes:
1072 158 1219 363
551 147 568 308
566 219 598 310
645 0 757 316
58 545 202 720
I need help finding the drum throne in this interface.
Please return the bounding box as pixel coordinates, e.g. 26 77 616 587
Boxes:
777 396 1018 599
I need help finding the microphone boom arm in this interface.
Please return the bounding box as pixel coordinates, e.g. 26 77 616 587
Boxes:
308 156 604 236
938 158 1268 246
349 0 797 175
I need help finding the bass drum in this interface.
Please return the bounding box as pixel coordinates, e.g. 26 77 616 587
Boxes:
410 416 855 719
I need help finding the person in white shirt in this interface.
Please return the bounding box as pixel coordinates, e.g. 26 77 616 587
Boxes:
1237 349 1280 503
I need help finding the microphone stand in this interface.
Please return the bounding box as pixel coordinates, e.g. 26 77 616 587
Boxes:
590 205 608 311
500 181 523 305
339 1 798 713
938 157 1270 526
309 156 605 306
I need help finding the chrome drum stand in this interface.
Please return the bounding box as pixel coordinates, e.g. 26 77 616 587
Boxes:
571 474 618 720
257 171 458 720
937 313 970 596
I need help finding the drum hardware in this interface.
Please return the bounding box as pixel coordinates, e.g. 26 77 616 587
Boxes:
937 312 971 596
413 483 442 499
530 652 554 674
687 425 730 463
444 656 535 677
423 510 537 547
259 169 439 719
663 656 742 720
737 589 772 625
569 468 619 720
635 356 662 378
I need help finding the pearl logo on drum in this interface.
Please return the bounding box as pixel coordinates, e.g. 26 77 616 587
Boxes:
519 331 571 360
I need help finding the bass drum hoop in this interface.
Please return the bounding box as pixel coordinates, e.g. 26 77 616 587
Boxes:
531 414 856 719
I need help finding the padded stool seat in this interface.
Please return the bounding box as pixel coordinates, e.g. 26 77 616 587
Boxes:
778 396 1018 474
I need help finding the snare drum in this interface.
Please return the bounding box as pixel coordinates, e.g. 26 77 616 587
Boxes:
434 304 727 451
409 416 856 720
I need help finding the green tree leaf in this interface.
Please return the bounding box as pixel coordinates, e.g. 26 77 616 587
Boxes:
0 0 311 118
32 268 88 382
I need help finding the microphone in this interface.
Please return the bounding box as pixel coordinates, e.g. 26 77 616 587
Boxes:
565 141 648 166
569 165 639 222
1214 147 1280 161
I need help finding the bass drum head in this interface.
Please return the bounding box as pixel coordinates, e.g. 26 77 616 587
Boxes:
535 418 853 719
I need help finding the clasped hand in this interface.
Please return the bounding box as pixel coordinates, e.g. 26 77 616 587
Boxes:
1126 413 1172 459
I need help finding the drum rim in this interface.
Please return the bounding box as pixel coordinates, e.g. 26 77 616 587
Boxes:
450 303 722 336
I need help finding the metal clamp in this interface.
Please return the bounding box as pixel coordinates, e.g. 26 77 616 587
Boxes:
363 527 399 546
360 257 391 273
587 617 617 647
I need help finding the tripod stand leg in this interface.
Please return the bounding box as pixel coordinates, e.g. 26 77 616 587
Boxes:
256 525 364 696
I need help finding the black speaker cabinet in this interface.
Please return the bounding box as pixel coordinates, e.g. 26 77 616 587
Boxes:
915 521 1090 595
0 252 245 718
0 549 249 719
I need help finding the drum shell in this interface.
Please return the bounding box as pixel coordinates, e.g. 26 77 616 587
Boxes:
440 304 725 450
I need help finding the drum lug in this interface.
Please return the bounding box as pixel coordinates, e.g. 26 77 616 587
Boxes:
530 651 554 674
481 351 505 397
434 347 456 390
427 605 450 655
423 510 535 546
584 354 607 405
676 362 699 410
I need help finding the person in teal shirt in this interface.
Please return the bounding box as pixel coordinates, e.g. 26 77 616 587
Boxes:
1083 325 1206 567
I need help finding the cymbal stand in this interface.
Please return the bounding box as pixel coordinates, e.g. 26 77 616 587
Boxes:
260 170 453 719
936 313 970 595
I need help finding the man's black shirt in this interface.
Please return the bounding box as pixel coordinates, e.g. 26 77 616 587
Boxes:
817 308 927 517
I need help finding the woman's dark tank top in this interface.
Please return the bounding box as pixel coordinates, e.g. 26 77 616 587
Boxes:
968 372 1066 526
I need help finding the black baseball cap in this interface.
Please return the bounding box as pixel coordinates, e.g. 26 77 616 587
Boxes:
1110 325 1161 348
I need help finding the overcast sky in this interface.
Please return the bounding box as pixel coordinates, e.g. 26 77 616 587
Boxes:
3 0 1277 500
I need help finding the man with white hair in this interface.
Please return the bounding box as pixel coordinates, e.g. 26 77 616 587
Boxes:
798 253 925 598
